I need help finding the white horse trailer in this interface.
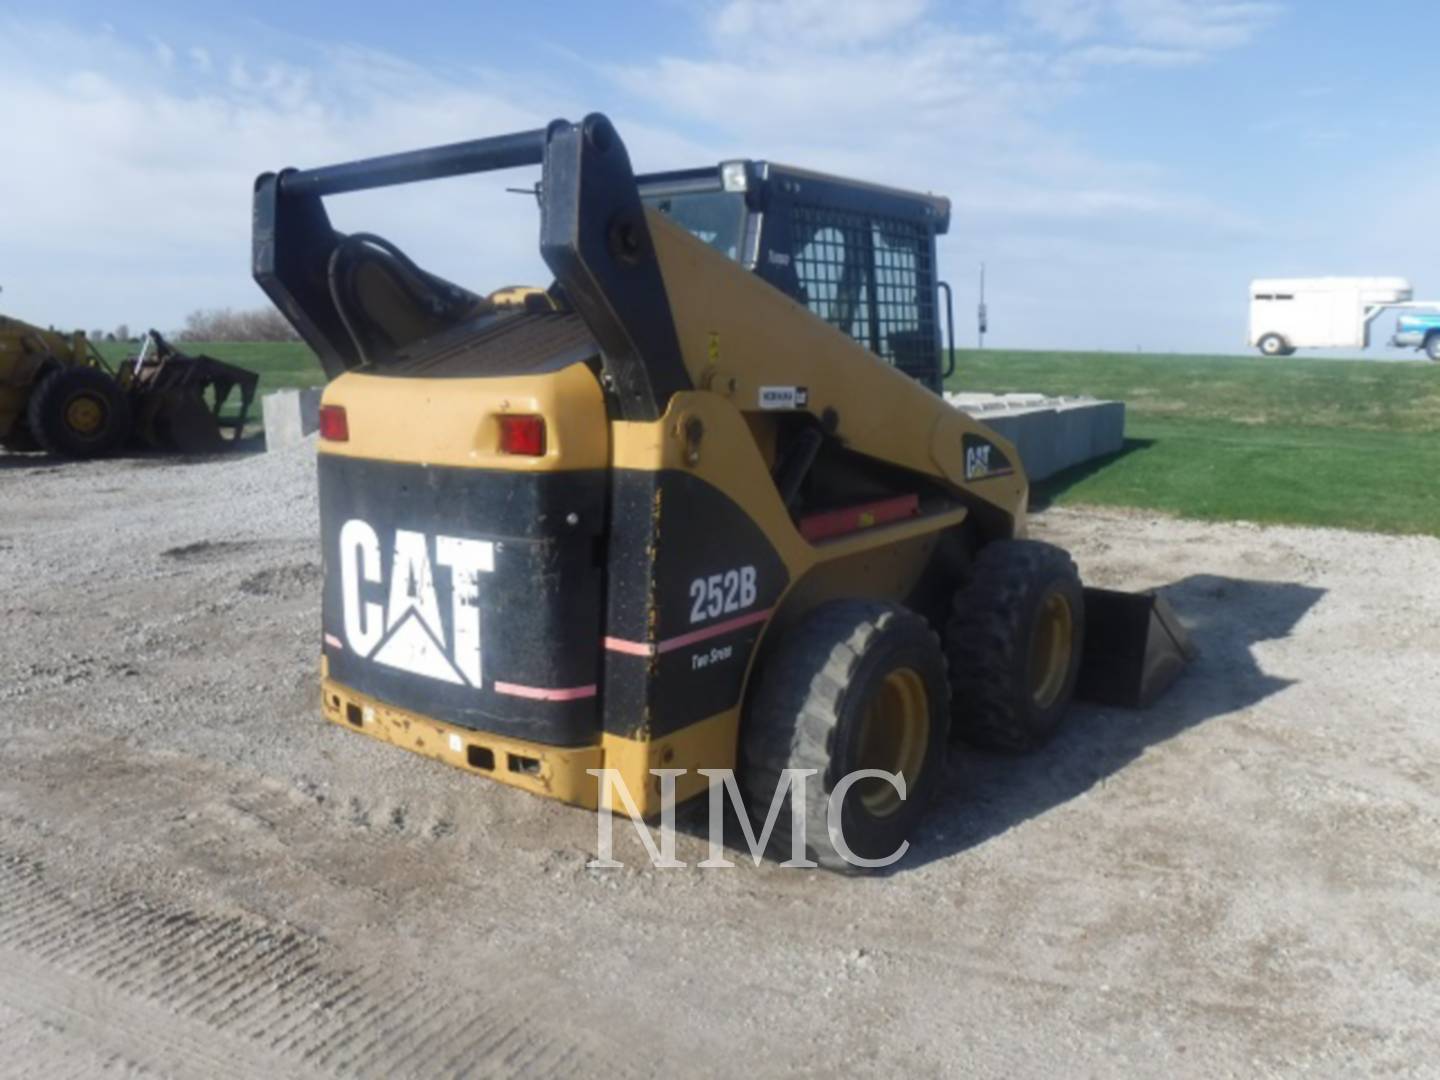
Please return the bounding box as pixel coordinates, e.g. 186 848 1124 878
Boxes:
1249 277 1412 355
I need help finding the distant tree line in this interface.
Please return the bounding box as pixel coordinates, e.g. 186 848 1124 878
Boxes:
79 308 298 344
175 307 300 342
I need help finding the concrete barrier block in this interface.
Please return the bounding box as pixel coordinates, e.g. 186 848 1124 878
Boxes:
948 393 1126 482
1087 400 1127 459
1052 399 1124 473
976 406 1059 481
1049 402 1092 476
262 388 323 451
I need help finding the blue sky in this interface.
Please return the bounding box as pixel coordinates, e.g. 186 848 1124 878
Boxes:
1 1 1434 354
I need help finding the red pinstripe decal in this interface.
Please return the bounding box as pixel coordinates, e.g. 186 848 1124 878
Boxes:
605 607 774 657
492 681 598 702
602 636 654 657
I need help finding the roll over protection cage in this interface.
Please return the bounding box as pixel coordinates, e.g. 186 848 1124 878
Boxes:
636 159 955 390
252 113 690 422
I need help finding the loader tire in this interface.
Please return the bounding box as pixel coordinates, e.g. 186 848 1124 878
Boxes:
740 600 950 873
27 366 132 459
945 540 1084 753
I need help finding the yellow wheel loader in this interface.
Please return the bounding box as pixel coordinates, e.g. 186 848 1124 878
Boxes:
0 317 258 458
254 115 1190 869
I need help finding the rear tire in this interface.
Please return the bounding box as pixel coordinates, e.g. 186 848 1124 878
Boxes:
1257 333 1289 357
1425 333 1440 362
945 540 1084 752
740 600 950 873
26 366 132 459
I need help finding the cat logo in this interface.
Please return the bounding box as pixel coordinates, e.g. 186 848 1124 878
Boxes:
962 433 1015 481
337 519 495 687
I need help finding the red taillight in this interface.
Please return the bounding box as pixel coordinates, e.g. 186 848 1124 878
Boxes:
318 404 349 442
498 414 546 456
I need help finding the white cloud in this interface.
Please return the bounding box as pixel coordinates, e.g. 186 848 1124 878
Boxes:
959 183 1252 229
610 30 1059 158
608 0 1289 352
708 0 931 48
1017 0 1106 41
150 37 175 69
1113 0 1281 50
608 5 1242 229
2 6 1366 355
1069 43 1204 67
1020 0 1281 60
0 19 712 333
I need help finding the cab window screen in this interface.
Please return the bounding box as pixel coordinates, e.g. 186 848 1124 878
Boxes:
872 220 932 368
647 191 745 261
792 206 874 349
791 205 935 372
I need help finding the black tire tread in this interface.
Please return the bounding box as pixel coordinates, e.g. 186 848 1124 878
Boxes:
945 539 1082 752
26 366 131 459
741 600 947 872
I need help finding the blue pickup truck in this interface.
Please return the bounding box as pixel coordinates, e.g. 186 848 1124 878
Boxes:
1392 312 1440 360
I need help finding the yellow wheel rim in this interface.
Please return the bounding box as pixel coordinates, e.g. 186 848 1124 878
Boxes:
854 667 929 818
64 394 106 436
1028 590 1075 709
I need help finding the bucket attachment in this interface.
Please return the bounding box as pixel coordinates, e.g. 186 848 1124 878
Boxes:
122 331 259 452
1076 587 1196 708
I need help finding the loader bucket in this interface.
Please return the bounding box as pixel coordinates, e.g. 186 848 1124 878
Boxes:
140 388 230 452
1076 587 1196 708
124 332 259 452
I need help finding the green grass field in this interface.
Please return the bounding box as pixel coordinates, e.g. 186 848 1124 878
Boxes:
952 349 1440 536
96 339 1440 536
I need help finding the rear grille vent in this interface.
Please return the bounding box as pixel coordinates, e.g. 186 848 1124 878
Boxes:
382 311 598 378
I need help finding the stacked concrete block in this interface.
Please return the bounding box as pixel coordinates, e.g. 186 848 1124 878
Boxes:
944 393 1126 482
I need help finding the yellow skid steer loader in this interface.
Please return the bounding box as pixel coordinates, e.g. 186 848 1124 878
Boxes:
254 115 1190 869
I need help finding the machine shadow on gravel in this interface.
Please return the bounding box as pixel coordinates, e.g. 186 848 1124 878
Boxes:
904 574 1327 871
0 454 66 471
120 435 268 465
679 574 1324 872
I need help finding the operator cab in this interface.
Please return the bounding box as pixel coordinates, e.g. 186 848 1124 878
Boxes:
638 162 954 391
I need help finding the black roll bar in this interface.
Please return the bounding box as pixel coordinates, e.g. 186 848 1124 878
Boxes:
277 129 548 199
253 114 690 421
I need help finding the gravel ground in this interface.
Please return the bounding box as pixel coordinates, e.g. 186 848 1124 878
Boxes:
1 442 1437 1078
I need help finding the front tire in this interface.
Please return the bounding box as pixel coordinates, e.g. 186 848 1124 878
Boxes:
26 366 132 459
945 540 1084 752
1425 333 1440 362
740 600 950 873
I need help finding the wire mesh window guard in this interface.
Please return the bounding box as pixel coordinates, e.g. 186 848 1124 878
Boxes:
791 205 936 372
